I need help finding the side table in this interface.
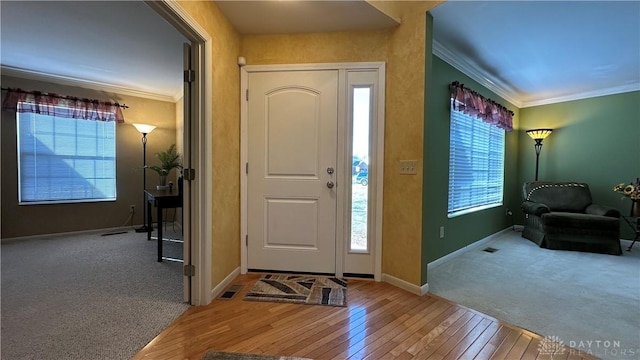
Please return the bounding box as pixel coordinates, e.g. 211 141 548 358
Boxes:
621 215 640 251
145 189 183 262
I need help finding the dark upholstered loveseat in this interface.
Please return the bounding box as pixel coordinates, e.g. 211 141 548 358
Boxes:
521 182 622 255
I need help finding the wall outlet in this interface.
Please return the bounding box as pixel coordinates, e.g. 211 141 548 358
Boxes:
130 205 135 213
506 208 513 216
439 226 445 238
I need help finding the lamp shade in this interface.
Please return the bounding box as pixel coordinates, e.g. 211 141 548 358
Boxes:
132 123 156 134
526 128 553 140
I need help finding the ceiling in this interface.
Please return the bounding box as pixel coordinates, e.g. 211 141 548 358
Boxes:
1 1 638 107
214 1 398 35
430 1 640 107
0 1 188 101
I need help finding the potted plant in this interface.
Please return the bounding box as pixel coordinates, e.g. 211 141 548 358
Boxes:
613 178 640 217
148 144 182 190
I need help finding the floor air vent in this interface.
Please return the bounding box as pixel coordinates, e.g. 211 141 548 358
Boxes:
218 284 243 300
483 247 499 253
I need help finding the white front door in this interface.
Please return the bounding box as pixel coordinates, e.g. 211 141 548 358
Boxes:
247 70 338 273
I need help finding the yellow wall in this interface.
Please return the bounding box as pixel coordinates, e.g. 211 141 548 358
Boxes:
242 1 438 285
177 1 242 288
380 1 435 286
176 0 442 289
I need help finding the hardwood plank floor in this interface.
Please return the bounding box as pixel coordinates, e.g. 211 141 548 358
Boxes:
133 274 598 360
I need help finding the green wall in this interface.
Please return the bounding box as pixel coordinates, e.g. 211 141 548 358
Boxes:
518 91 640 238
422 61 639 272
421 55 521 283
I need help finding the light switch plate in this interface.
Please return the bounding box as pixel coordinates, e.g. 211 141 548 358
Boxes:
399 160 417 175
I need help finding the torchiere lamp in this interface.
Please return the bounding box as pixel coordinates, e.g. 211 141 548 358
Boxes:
526 128 553 181
132 123 156 233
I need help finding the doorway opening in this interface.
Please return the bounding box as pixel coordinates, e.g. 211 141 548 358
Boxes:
240 63 385 280
148 0 213 305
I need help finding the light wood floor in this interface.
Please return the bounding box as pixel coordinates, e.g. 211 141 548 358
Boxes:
133 273 597 360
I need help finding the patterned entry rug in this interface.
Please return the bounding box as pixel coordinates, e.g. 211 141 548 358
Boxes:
202 350 310 360
243 274 347 307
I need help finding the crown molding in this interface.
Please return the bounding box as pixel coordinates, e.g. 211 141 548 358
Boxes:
432 40 523 108
433 40 640 109
520 83 640 108
0 65 179 103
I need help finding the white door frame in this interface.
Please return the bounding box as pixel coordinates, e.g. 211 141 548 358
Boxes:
147 0 213 305
240 62 385 281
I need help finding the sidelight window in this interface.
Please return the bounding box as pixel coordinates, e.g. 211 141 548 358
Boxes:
350 87 372 251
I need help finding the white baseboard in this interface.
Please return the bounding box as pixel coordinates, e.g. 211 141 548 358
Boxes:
0 225 149 242
209 266 240 303
383 229 523 296
0 221 186 243
382 273 429 296
427 227 515 271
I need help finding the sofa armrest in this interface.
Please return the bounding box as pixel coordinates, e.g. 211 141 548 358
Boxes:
585 204 620 218
522 201 550 216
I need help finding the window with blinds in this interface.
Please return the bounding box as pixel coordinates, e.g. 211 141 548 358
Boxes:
447 104 505 217
17 106 117 204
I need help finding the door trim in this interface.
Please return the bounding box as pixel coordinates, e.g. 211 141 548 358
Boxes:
148 0 213 305
240 62 385 281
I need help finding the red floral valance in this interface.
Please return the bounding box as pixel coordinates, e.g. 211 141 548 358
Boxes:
450 81 513 131
1 88 126 123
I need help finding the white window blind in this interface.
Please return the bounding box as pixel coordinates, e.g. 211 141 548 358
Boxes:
448 104 505 217
17 107 117 204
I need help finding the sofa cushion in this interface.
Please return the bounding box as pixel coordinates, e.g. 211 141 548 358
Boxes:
523 182 592 213
541 212 620 229
585 204 620 218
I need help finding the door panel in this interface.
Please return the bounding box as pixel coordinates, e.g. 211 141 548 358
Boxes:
265 198 318 247
266 89 320 177
248 70 338 273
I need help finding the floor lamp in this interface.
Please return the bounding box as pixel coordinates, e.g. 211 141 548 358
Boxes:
526 128 553 181
133 123 156 233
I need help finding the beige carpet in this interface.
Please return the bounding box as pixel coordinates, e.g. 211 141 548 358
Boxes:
202 350 310 360
1 228 188 360
243 274 347 306
428 230 640 360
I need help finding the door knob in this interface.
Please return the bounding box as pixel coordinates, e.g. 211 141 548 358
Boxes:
327 181 335 189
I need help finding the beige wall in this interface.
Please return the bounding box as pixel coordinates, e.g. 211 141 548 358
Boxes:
241 2 438 285
177 1 242 288
175 95 184 225
1 75 177 238
175 96 184 163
